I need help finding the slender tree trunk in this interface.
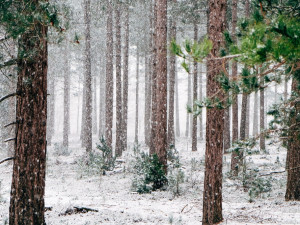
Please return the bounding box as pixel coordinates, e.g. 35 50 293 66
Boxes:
150 1 158 155
253 90 258 136
285 75 300 201
63 41 70 148
240 93 248 141
186 72 191 137
135 47 139 144
198 64 203 141
192 23 198 152
115 5 123 157
167 4 176 147
83 0 93 152
99 58 106 138
80 78 86 146
93 76 97 134
231 0 239 175
260 76 265 151
105 0 114 151
155 0 168 172
202 0 226 224
245 94 250 138
284 78 288 101
122 5 129 151
175 65 180 137
48 74 55 145
9 20 48 225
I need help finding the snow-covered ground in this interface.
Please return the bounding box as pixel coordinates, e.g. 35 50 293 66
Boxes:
0 135 299 225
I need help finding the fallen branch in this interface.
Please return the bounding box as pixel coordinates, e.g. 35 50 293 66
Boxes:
59 206 99 216
4 138 16 143
0 93 17 103
260 165 300 176
0 157 14 165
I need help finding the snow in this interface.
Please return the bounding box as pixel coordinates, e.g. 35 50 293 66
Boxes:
1 136 299 224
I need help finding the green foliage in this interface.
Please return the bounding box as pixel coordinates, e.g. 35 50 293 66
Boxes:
95 137 116 172
131 146 167 194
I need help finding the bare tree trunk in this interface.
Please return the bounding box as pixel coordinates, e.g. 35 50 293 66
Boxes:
99 58 106 138
154 0 168 172
83 0 93 152
202 0 226 224
145 3 153 146
245 95 250 138
192 23 198 152
9 19 48 225
285 76 300 200
186 72 191 137
135 47 139 144
198 64 203 141
284 78 288 101
150 1 158 155
48 74 55 145
167 4 176 147
93 76 97 134
105 0 114 151
253 91 258 136
260 76 265 151
122 5 129 151
63 40 70 148
115 5 123 157
175 65 180 137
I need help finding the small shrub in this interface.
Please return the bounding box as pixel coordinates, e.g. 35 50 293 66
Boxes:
131 146 167 193
77 137 116 176
53 143 71 156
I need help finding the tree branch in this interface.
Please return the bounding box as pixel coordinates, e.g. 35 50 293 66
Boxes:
4 138 16 143
0 93 17 103
0 157 14 165
4 121 17 128
0 58 18 69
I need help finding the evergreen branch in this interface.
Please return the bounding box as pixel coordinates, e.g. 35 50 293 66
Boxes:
0 157 14 165
0 93 17 103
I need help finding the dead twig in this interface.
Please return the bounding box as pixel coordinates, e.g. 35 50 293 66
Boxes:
4 121 17 128
0 157 14 165
4 138 16 143
0 93 17 103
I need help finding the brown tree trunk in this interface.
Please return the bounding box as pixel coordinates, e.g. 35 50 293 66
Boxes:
154 0 168 172
105 0 114 151
186 72 191 137
198 64 203 141
9 21 48 225
285 76 300 200
167 3 176 147
99 57 106 138
150 1 158 155
63 40 70 148
252 90 258 136
192 23 198 152
245 95 250 138
202 0 226 224
122 5 129 151
115 5 123 157
135 47 140 144
231 0 239 175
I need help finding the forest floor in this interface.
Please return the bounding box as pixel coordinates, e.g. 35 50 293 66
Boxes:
0 135 300 225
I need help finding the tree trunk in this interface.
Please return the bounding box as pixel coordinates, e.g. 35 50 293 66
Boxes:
185 72 191 137
122 5 129 151
48 74 55 145
135 47 139 144
99 57 106 138
285 75 300 201
83 0 93 152
93 76 97 134
202 0 226 224
115 5 123 157
260 76 265 151
175 65 180 137
150 1 158 155
192 23 198 152
154 0 168 173
105 0 114 151
252 90 258 136
167 4 176 147
63 41 70 148
9 20 48 225
198 64 203 141
245 94 250 138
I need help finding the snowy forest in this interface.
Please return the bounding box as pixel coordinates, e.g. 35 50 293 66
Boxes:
0 0 299 224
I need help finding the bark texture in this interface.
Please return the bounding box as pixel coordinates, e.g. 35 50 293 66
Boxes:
192 23 198 152
260 76 265 151
105 1 114 150
9 20 48 225
154 0 168 172
285 76 300 201
202 0 226 224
